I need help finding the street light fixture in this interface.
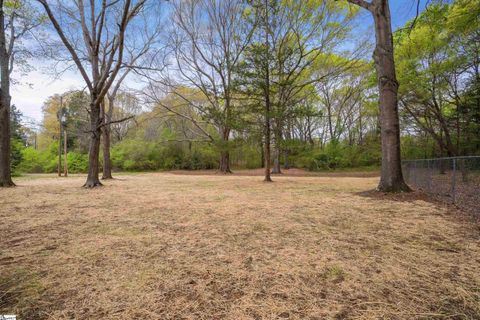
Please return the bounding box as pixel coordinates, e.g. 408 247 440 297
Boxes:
57 96 69 177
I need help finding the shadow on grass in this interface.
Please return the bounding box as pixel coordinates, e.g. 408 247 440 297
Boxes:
356 189 439 204
356 189 480 225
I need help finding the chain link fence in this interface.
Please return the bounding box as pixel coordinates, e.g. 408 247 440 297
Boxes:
402 156 480 215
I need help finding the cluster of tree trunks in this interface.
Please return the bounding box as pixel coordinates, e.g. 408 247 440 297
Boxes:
36 0 146 188
0 0 411 193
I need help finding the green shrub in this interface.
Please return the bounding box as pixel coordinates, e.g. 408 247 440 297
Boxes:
242 145 261 169
16 142 89 174
18 147 44 173
11 139 24 175
17 143 58 174
67 152 88 173
294 140 381 171
111 139 219 171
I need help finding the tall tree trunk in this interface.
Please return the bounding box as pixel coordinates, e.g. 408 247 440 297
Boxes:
0 99 13 187
271 142 282 174
219 150 231 173
271 128 282 174
432 92 457 156
0 3 13 187
284 149 290 169
263 0 272 182
439 121 456 157
264 83 272 182
264 130 272 182
218 128 232 173
264 69 272 181
102 124 113 179
371 0 410 192
63 128 68 176
284 121 291 169
101 101 113 179
272 148 281 174
84 99 102 188
327 101 334 141
57 120 62 177
260 141 265 168
358 105 363 144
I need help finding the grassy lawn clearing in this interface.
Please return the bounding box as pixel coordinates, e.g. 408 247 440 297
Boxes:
1 172 479 319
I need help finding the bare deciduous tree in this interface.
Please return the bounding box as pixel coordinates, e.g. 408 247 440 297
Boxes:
268 1 360 174
155 0 254 173
101 8 163 179
37 0 149 187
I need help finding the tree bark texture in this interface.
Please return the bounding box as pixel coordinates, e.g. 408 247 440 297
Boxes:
218 128 232 173
0 97 13 187
101 101 113 179
271 143 282 174
84 99 103 188
371 0 410 192
0 2 14 187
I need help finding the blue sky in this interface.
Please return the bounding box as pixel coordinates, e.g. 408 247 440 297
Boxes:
13 0 431 124
351 0 431 35
387 0 431 30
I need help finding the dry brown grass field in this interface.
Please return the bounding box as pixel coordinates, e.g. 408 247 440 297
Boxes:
1 171 479 319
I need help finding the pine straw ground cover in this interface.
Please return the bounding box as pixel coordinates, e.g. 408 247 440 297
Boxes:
0 172 479 320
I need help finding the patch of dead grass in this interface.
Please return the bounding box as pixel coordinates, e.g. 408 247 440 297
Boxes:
0 172 479 319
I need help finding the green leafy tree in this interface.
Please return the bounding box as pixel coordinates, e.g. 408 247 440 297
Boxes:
10 104 25 173
1 0 43 186
396 1 480 157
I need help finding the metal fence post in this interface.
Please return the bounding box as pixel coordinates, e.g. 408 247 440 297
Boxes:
402 156 479 213
427 160 432 192
413 161 416 185
451 158 456 204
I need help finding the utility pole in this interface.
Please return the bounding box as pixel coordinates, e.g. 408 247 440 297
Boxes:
63 127 68 177
57 96 63 177
63 125 68 177
60 95 68 177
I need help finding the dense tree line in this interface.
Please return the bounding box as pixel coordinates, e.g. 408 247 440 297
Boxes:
1 0 479 191
397 1 480 158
